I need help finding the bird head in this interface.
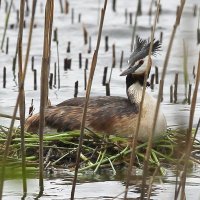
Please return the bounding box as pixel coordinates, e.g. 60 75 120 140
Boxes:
120 37 161 76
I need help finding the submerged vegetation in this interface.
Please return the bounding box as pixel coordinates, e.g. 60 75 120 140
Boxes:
0 126 199 177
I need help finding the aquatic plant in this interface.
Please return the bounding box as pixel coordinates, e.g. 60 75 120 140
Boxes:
0 127 199 176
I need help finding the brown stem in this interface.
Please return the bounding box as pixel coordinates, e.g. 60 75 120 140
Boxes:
70 1 107 199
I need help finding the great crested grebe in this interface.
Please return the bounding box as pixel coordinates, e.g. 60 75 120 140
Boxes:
25 37 167 142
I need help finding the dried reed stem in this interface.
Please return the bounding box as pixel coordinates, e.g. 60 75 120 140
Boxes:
130 2 139 52
147 165 160 200
23 0 37 76
70 1 107 199
179 52 200 199
56 41 61 89
0 0 13 51
0 92 21 200
38 0 54 194
18 0 27 196
124 1 161 199
183 40 188 100
0 0 27 198
140 1 185 199
0 113 20 120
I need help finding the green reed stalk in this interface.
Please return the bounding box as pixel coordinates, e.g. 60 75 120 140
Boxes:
0 0 13 51
124 0 161 199
79 146 129 172
140 1 186 199
179 53 200 200
70 1 107 199
38 0 54 195
18 0 27 197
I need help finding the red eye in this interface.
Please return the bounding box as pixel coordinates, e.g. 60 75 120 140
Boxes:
139 60 144 65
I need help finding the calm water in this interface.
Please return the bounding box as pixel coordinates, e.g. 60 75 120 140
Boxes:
0 0 200 199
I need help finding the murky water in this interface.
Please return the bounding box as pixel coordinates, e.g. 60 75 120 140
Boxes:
0 0 200 199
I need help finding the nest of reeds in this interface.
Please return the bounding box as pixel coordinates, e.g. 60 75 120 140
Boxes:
0 126 200 175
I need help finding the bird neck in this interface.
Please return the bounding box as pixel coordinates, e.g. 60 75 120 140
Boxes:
126 73 150 104
127 82 144 104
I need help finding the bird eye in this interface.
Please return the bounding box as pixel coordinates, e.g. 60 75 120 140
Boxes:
139 60 144 65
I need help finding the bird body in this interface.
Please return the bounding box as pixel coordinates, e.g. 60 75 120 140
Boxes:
25 37 167 142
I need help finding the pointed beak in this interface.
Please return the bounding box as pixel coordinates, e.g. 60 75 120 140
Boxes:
120 63 140 76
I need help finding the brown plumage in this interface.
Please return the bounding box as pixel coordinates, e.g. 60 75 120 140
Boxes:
25 96 139 135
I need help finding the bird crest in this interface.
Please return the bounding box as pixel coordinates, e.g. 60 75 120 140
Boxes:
128 36 161 67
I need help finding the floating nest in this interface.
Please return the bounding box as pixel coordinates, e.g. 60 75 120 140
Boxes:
0 126 200 176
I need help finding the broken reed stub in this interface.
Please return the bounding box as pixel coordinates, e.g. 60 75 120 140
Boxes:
25 0 30 17
83 25 88 45
193 65 196 79
197 29 200 45
64 58 71 70
88 36 91 53
112 0 116 12
112 44 116 68
84 68 87 90
137 0 142 16
155 66 159 84
6 37 9 54
150 74 154 90
53 28 58 42
49 73 53 89
102 67 108 86
79 53 82 68
3 67 6 88
85 58 88 70
54 62 57 87
71 8 74 24
193 4 197 17
16 10 19 24
74 81 78 97
120 50 124 69
160 80 163 102
65 0 69 14
33 69 37 90
67 41 71 53
174 73 178 103
170 85 173 103
125 9 128 24
188 83 192 105
58 62 61 89
23 20 26 28
31 56 34 71
105 36 109 52
129 12 133 25
160 32 163 43
78 13 81 23
12 57 16 72
106 83 110 96
59 0 64 13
